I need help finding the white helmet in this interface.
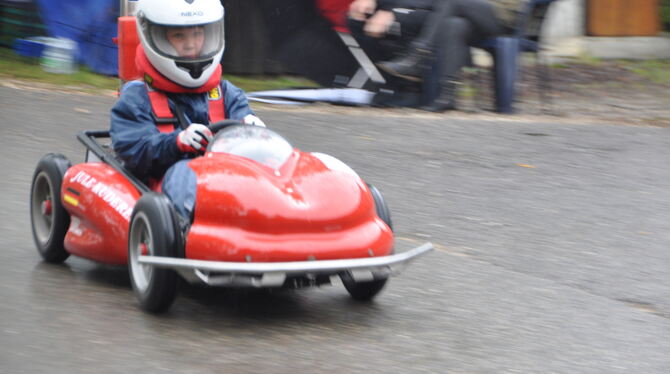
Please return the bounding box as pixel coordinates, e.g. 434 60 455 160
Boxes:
136 0 225 88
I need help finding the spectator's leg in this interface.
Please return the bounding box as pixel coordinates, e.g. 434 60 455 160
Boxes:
400 0 504 49
409 0 455 50
421 16 473 112
348 14 424 107
491 37 520 113
376 1 455 81
452 0 505 39
450 0 512 113
379 0 505 82
377 0 460 81
421 0 504 111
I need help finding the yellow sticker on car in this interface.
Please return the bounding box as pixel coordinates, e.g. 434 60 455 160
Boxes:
63 194 79 207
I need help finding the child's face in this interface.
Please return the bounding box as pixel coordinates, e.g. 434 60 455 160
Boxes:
166 27 205 58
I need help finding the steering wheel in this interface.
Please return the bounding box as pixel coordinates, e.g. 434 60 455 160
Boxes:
209 119 245 134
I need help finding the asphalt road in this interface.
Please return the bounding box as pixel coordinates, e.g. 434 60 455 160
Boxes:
1 83 669 373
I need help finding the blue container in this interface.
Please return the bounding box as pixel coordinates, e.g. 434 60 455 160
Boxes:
12 37 49 58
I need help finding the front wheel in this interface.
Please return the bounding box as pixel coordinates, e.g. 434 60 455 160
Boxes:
30 153 71 263
128 193 182 313
341 183 393 301
341 272 389 301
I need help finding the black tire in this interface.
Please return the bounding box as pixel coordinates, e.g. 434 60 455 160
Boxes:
30 153 71 263
368 183 393 231
341 271 389 301
341 184 393 301
128 193 181 313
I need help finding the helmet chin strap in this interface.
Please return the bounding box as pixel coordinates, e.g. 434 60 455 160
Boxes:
176 60 213 79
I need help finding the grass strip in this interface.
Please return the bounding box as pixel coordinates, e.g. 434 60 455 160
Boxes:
0 47 318 93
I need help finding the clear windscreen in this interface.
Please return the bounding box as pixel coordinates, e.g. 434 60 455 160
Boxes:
209 125 293 169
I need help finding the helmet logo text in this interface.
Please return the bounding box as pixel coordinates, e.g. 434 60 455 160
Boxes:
181 11 204 17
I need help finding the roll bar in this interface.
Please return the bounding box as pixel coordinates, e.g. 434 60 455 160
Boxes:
76 130 150 194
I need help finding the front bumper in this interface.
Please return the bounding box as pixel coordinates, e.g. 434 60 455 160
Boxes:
138 242 433 287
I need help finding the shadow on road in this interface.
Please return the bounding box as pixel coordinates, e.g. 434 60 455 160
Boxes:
30 258 391 329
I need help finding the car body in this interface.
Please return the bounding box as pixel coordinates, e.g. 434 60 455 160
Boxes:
30 122 432 312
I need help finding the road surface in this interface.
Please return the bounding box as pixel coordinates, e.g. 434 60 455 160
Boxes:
1 83 669 373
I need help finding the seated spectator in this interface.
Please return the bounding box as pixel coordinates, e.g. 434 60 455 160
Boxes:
348 0 432 107
350 0 529 111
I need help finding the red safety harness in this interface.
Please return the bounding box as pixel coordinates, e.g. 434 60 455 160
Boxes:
135 45 227 133
145 84 226 133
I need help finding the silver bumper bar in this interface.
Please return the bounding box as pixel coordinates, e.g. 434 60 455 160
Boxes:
138 242 433 287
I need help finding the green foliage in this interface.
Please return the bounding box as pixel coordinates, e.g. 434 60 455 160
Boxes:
225 75 318 92
0 47 318 93
663 0 670 30
575 53 603 67
549 62 569 69
0 47 118 91
623 59 670 83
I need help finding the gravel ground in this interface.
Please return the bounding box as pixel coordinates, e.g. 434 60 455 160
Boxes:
2 59 669 127
459 60 670 127
266 59 670 128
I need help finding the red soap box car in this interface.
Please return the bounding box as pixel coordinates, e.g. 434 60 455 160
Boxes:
30 121 432 312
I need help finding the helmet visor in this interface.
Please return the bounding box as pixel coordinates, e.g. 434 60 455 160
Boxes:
148 19 224 61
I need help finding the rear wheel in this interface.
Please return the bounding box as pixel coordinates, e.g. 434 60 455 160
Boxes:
128 193 181 313
30 153 71 263
341 184 393 301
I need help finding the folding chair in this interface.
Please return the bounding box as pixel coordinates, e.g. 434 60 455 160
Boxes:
473 0 558 113
245 32 384 106
336 31 386 89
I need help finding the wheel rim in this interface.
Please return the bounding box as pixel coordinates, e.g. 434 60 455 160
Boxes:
129 212 154 293
31 171 55 246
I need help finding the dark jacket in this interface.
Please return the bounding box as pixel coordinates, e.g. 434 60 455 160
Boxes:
110 80 253 181
377 0 531 30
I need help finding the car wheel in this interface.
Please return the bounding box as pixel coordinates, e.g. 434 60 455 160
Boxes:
30 153 71 263
341 184 393 301
341 272 389 301
368 183 393 231
128 193 181 313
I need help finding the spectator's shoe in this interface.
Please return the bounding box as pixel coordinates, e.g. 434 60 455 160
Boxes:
370 89 397 108
420 80 458 112
371 89 421 108
391 92 421 108
377 48 432 82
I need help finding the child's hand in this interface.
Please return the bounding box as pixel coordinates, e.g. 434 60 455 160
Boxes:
243 114 266 128
177 123 213 154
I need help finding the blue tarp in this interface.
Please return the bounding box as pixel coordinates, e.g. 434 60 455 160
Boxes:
35 0 119 75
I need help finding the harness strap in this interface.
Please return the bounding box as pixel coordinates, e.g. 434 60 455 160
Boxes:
146 83 227 133
206 85 226 123
146 83 178 133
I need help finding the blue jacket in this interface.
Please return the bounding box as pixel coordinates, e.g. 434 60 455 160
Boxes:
110 80 253 181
